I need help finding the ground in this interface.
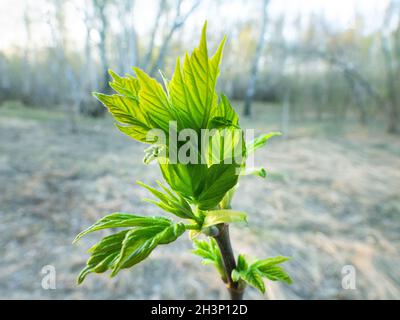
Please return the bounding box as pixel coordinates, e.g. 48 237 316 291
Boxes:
0 101 399 299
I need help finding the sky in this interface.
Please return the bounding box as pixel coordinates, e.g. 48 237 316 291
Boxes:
0 0 389 53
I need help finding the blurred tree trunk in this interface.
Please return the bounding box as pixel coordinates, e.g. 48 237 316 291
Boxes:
343 69 367 125
93 0 111 116
381 36 400 134
150 0 201 76
117 0 138 72
381 2 400 134
79 3 98 115
22 0 32 101
243 0 269 117
143 0 166 70
0 57 9 92
97 2 109 91
48 0 78 132
305 49 383 126
83 4 98 91
281 90 290 138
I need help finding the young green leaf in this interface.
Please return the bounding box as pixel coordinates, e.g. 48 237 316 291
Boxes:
137 180 197 221
232 255 292 294
253 256 293 284
77 230 128 284
76 216 185 283
184 24 222 129
132 67 172 133
192 238 226 282
108 69 140 99
236 254 248 271
93 92 153 143
253 256 291 268
203 127 246 166
246 132 282 156
202 209 247 228
240 167 267 178
111 222 185 276
73 213 171 243
219 185 237 210
239 266 266 293
209 94 239 127
208 117 238 130
159 162 207 200
257 265 293 284
197 164 240 210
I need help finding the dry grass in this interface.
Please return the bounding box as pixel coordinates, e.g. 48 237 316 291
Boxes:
0 102 399 299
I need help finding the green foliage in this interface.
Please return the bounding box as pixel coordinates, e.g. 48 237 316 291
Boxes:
137 180 197 221
169 23 227 131
75 22 292 297
192 238 226 282
73 213 171 243
196 163 241 210
246 132 282 156
97 22 233 142
143 144 165 164
202 210 247 228
219 186 237 210
75 213 185 283
232 255 292 294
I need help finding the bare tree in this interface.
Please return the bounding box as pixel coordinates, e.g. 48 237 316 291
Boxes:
0 54 9 92
279 39 384 125
149 0 201 76
22 0 32 99
82 1 98 94
47 0 78 132
243 0 270 117
281 89 291 137
69 0 99 115
92 0 112 96
117 0 138 72
143 0 166 70
381 0 400 134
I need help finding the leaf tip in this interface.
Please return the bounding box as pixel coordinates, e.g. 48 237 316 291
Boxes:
132 67 146 79
202 20 208 33
136 180 145 187
92 92 101 99
108 69 119 80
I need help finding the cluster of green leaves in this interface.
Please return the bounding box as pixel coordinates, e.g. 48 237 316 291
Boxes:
191 239 292 294
94 22 245 211
74 22 291 296
138 180 247 233
192 238 226 283
73 213 185 283
232 255 293 294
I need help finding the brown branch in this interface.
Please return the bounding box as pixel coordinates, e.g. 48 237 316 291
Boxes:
213 224 244 300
